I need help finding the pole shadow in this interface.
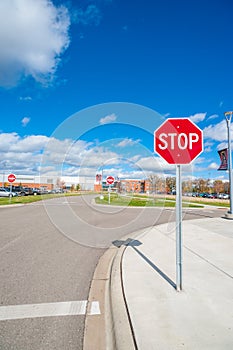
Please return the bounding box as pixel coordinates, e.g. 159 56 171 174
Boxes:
112 238 176 289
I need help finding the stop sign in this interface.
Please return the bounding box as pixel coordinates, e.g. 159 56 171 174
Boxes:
154 118 203 164
106 176 115 185
8 174 16 183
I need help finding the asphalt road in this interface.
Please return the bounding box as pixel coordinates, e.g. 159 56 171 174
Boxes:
0 194 225 349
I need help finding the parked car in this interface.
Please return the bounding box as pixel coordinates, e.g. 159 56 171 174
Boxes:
11 186 25 196
11 186 32 196
0 187 17 197
199 193 208 198
219 193 230 199
22 187 34 195
31 188 42 195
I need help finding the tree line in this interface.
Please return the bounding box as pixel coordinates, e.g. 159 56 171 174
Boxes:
149 175 229 194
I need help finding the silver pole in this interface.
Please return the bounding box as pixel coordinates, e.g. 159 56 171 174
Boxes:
176 165 182 291
9 183 12 203
108 186 111 204
224 112 233 216
101 166 103 193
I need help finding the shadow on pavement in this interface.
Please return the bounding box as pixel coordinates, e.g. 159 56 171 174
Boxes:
112 238 176 289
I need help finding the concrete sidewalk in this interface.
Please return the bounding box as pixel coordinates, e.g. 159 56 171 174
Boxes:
122 217 233 350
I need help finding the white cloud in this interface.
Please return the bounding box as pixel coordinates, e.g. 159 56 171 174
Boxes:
204 141 214 147
10 135 49 152
207 114 219 121
203 120 233 141
65 146 119 168
217 142 233 150
0 128 219 180
99 113 117 124
21 117 30 127
19 96 32 101
208 162 218 170
136 156 175 173
0 133 49 173
0 0 70 87
192 156 205 165
189 113 206 123
204 141 214 153
0 133 20 151
117 138 141 147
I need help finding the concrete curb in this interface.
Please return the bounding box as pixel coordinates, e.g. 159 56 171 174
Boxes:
109 244 136 350
83 229 145 350
0 204 25 208
83 246 116 350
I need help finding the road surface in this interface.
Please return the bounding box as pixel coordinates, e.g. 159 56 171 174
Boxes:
0 195 224 349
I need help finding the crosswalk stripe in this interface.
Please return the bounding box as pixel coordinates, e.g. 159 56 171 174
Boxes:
0 301 88 321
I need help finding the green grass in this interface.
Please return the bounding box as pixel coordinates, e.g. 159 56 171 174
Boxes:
95 194 203 208
157 197 229 208
0 192 81 205
183 199 229 207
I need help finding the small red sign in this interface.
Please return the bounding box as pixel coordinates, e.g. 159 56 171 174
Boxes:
106 176 115 185
8 174 16 183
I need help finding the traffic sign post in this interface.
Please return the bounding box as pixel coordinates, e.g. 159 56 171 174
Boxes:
106 176 115 204
108 186 111 204
176 164 182 291
7 174 16 200
154 118 203 291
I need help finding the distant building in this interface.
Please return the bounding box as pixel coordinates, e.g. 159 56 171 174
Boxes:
0 174 93 191
120 179 150 193
94 178 151 193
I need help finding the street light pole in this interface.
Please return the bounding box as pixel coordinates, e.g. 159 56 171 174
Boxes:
1 161 7 187
101 164 104 193
224 111 233 218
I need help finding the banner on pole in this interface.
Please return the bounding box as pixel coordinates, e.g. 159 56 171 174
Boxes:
217 148 228 170
95 174 102 184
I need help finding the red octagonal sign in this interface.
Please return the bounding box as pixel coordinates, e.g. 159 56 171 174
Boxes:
8 173 16 183
154 118 203 164
106 176 115 185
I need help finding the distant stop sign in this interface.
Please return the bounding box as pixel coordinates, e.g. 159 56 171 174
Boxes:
8 174 16 183
154 118 203 164
106 176 115 185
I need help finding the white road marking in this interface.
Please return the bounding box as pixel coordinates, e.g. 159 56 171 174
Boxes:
0 301 87 321
62 201 78 204
89 301 101 315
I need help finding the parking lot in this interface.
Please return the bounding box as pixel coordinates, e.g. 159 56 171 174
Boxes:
0 186 65 197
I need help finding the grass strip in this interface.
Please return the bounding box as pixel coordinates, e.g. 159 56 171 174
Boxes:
95 194 203 208
0 192 81 206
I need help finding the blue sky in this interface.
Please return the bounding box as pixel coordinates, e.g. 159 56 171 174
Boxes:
0 0 233 183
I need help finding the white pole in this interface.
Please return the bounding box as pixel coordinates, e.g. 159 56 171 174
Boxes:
101 165 103 193
9 183 12 203
176 165 182 291
224 112 233 217
108 186 111 204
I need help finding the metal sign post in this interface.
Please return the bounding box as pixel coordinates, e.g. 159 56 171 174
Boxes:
176 165 182 291
224 111 233 217
154 118 203 292
106 176 114 205
9 182 12 203
108 186 111 204
8 173 16 203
